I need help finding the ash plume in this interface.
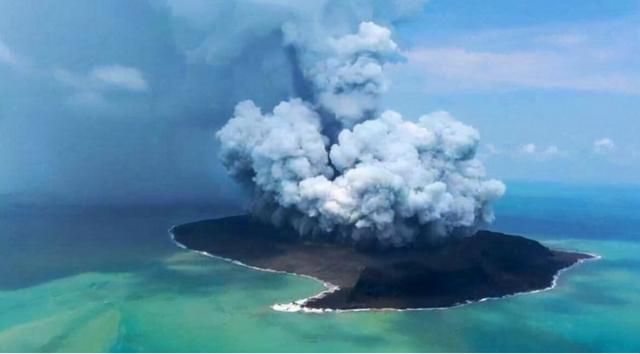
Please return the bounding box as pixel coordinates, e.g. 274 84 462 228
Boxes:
217 21 505 247
284 21 399 127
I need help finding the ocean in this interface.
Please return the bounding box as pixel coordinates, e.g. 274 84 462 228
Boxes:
1 182 639 352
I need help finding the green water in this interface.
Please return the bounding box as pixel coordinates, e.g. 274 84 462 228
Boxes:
1 184 639 352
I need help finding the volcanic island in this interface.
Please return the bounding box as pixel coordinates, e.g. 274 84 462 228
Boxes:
170 215 594 312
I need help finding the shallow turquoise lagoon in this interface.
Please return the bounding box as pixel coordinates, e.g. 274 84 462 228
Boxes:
1 183 639 352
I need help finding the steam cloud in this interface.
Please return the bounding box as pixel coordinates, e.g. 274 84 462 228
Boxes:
218 22 506 247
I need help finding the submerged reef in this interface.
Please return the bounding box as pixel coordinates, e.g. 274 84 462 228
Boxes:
171 215 594 312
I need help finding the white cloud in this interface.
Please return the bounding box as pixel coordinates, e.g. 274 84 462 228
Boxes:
90 65 149 92
520 143 537 154
403 47 640 94
0 37 20 67
53 65 149 111
394 19 640 95
518 143 561 159
55 65 149 92
482 143 563 160
593 137 615 154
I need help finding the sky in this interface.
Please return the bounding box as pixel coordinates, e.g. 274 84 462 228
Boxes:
0 0 638 207
385 0 640 185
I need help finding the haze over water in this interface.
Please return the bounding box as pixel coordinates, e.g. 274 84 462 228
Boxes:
0 181 638 352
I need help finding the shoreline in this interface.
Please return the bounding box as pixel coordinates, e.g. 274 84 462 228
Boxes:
273 251 601 314
169 224 600 314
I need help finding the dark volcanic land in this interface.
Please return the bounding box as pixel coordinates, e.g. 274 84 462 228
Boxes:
170 215 594 311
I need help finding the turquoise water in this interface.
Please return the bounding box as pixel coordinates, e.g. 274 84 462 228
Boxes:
1 183 639 352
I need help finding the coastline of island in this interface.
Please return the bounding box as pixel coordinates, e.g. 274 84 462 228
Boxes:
169 215 597 313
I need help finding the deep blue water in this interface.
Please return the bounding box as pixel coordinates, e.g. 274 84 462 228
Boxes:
492 181 640 241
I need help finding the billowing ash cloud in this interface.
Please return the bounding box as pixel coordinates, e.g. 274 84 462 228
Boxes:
285 21 398 126
217 22 505 247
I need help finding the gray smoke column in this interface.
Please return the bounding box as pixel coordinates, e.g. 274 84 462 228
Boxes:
217 22 505 247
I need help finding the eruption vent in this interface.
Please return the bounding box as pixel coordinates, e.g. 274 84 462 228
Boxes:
216 22 505 247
